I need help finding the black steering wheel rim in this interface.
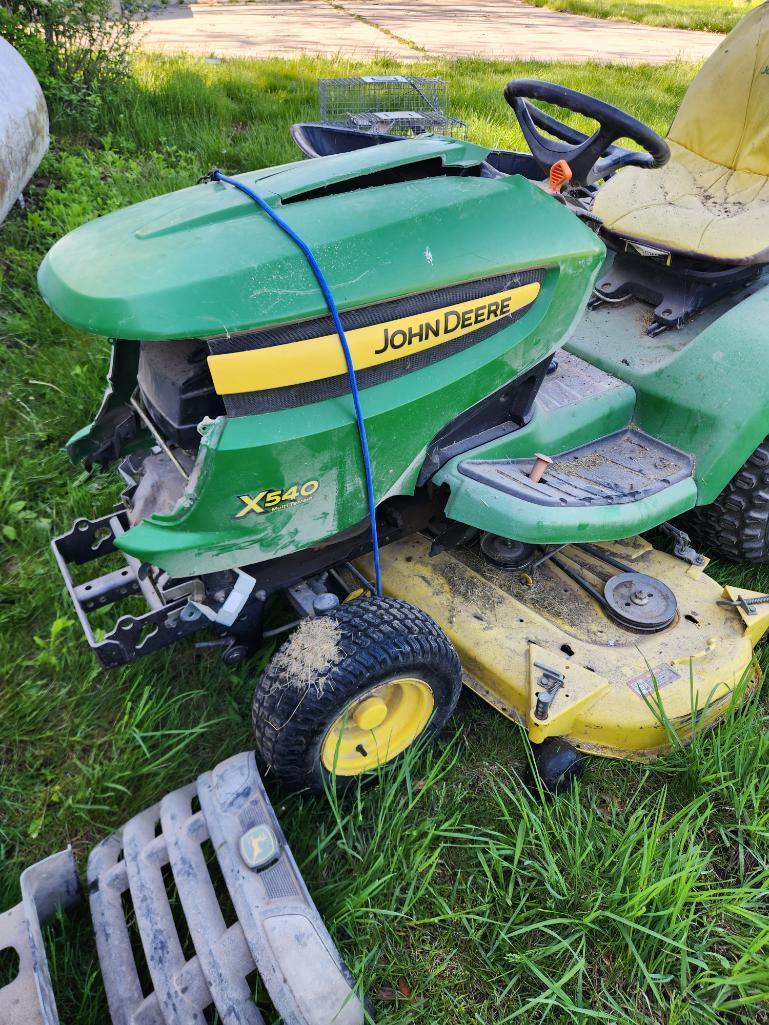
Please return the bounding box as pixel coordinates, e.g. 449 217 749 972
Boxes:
504 79 670 186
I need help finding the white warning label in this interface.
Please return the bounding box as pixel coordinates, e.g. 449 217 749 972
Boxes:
627 664 681 698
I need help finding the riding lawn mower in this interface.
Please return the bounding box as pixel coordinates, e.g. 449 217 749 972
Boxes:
6 6 769 1024
36 3 769 799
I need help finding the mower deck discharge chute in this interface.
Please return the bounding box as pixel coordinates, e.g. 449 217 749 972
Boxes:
39 3 769 792
0 753 364 1025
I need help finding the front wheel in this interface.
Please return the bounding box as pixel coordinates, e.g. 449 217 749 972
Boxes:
679 438 769 563
251 596 462 793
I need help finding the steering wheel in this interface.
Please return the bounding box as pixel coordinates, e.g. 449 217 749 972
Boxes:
504 79 670 187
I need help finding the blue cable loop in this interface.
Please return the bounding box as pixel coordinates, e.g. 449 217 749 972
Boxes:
209 169 382 597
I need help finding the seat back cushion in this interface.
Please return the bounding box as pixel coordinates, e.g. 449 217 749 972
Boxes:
669 3 769 175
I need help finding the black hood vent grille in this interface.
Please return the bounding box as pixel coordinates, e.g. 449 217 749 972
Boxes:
207 268 545 415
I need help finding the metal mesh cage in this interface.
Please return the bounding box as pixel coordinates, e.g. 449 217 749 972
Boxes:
318 75 466 138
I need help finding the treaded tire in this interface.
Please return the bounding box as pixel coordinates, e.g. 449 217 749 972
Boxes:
251 596 463 794
678 438 769 563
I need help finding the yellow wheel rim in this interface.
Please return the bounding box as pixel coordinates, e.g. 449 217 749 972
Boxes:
321 677 435 776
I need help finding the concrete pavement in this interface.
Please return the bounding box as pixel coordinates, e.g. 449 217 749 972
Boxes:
138 0 417 59
139 0 722 63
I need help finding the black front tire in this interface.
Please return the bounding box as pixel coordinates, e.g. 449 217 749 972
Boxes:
252 596 462 793
679 438 769 563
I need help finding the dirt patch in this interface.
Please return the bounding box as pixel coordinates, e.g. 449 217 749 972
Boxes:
431 556 508 625
555 451 609 474
450 543 628 642
450 545 583 628
650 455 680 476
271 616 342 694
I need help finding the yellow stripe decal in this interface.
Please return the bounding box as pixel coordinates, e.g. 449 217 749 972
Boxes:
208 282 541 395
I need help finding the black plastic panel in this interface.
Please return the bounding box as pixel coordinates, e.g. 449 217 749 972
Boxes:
137 339 225 448
290 122 403 158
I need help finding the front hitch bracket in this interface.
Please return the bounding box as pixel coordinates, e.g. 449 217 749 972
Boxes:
51 510 208 667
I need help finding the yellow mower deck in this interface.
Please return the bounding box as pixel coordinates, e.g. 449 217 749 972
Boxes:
357 536 766 759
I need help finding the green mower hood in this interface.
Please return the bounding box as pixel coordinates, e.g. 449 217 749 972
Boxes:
40 136 609 577
38 136 604 341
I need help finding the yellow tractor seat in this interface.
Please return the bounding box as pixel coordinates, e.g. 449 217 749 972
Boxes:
593 2 769 266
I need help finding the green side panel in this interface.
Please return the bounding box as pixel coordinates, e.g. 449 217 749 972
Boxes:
428 369 693 544
65 339 151 464
567 280 769 505
38 138 535 340
116 246 603 576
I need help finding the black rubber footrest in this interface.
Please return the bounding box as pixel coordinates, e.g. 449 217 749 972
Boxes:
459 429 693 508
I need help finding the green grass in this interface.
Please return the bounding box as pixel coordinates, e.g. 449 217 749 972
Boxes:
516 0 760 34
2 52 769 1023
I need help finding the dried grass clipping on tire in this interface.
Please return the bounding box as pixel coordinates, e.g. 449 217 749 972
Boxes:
269 616 342 697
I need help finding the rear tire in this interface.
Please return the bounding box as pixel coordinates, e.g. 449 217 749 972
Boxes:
251 596 462 793
679 438 769 563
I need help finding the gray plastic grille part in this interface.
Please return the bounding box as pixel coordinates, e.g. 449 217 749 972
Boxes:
88 751 364 1025
0 753 364 1025
0 849 82 1025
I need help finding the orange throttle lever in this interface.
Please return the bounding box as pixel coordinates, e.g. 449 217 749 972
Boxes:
549 159 573 193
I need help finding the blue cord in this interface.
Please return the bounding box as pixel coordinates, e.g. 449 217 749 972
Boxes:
209 169 382 597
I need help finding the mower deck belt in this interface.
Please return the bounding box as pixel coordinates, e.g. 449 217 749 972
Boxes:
458 428 693 507
549 545 678 633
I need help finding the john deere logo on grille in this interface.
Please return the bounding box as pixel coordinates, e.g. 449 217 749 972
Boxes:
374 292 525 355
208 281 541 396
239 824 279 869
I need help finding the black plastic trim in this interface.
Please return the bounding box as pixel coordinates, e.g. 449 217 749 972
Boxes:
209 269 544 415
417 354 552 485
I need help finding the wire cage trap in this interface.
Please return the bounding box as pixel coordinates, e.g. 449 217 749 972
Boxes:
318 75 467 138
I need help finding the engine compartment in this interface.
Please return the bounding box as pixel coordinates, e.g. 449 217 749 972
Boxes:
137 339 225 449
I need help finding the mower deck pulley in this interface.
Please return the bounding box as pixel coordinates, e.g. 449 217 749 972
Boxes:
480 532 536 569
603 571 678 632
